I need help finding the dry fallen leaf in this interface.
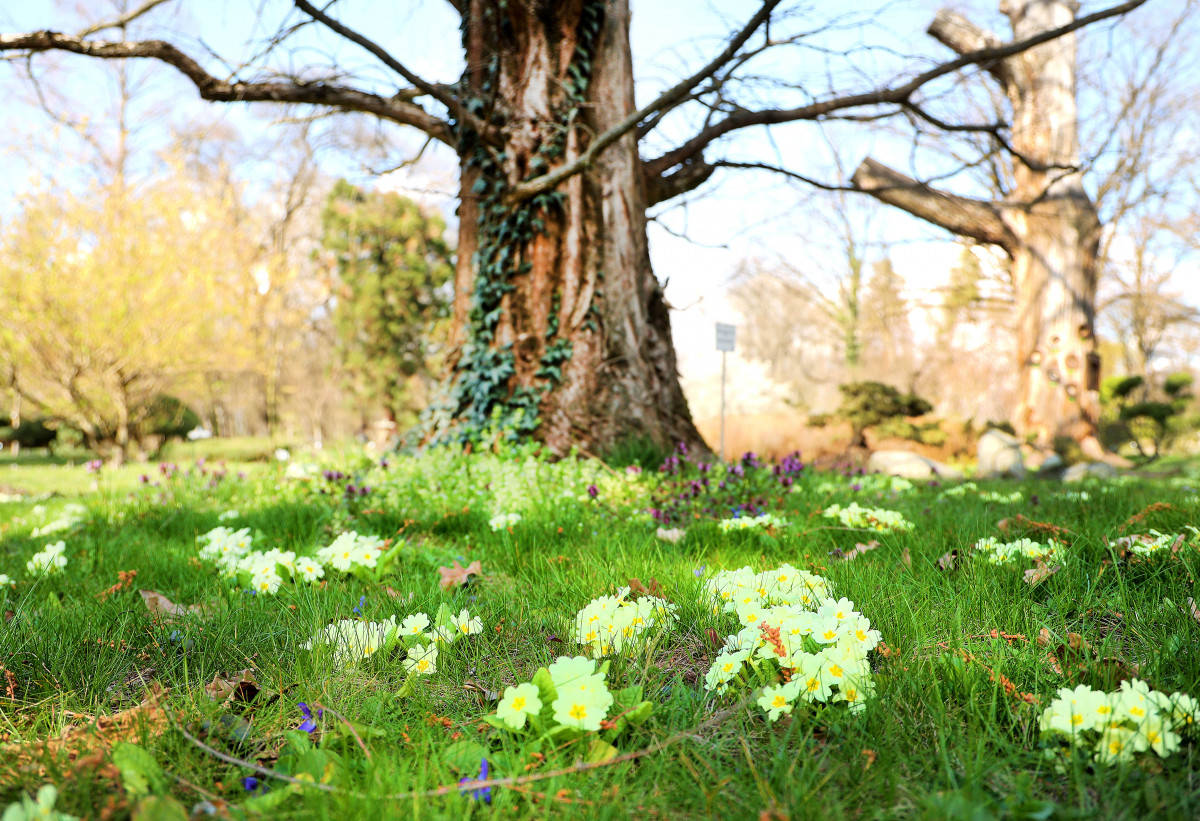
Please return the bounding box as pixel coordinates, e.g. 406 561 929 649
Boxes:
901 548 912 569
437 560 483 591
1023 561 1061 587
96 569 138 602
205 669 259 703
705 628 724 651
1188 597 1200 625
3 683 169 771
838 540 880 562
627 577 667 600
937 550 958 571
138 589 208 621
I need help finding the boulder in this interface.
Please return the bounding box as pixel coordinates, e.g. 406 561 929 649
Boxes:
866 450 964 481
1035 452 1066 479
1063 461 1118 483
976 429 1025 479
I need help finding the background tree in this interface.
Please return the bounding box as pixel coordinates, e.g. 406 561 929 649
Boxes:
0 162 259 463
0 0 1146 454
322 180 453 430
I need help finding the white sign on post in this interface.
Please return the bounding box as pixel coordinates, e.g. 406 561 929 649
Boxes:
715 323 737 352
715 323 736 462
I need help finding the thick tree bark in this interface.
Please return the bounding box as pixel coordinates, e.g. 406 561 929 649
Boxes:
854 0 1103 451
443 0 705 454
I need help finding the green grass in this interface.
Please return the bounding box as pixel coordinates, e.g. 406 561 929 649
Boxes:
1 447 1199 820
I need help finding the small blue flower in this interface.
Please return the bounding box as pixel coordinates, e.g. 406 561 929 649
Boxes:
693 565 706 578
242 776 260 792
458 758 492 803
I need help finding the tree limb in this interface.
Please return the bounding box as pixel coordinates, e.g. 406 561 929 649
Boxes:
292 0 485 137
851 157 1017 253
645 0 1145 183
509 0 785 202
0 31 455 145
926 9 1013 91
78 0 175 38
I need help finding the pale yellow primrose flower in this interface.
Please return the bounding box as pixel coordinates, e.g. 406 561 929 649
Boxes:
496 682 542 729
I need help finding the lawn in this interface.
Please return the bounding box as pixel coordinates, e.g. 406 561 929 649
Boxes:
1 444 1198 820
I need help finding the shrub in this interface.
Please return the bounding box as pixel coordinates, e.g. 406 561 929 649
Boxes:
834 381 932 449
143 394 202 439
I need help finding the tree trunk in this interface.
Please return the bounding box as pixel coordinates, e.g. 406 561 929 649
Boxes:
1002 0 1102 451
437 0 705 454
853 0 1104 452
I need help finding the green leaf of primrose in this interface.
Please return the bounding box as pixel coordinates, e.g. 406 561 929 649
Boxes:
112 742 166 798
585 739 619 763
395 673 418 700
130 796 189 821
442 740 488 774
530 667 557 708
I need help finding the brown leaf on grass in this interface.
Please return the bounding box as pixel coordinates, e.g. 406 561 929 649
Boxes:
3 610 12 624
384 586 413 602
901 548 912 569
3 683 169 771
1023 562 1061 587
205 669 259 703
998 514 1072 539
838 540 880 562
705 628 724 651
1037 628 1138 684
627 577 667 600
437 560 483 591
1188 598 1200 625
138 590 208 622
937 550 958 571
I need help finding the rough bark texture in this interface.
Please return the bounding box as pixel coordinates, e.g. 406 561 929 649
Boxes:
854 0 1102 450
447 0 704 454
1001 0 1102 449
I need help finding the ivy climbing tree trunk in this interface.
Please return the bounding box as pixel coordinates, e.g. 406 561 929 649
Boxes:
441 0 704 453
852 0 1106 454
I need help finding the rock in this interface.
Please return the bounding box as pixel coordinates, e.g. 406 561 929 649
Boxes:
1062 461 1117 483
976 429 1026 479
866 450 963 481
1035 453 1065 479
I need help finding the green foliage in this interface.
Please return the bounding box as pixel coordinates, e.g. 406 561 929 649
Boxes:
1100 371 1197 459
322 180 453 427
1100 374 1144 404
835 381 932 447
1164 372 1194 399
986 420 1017 436
0 418 58 449
143 395 201 440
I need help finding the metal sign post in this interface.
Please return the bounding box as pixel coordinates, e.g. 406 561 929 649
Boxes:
715 323 736 462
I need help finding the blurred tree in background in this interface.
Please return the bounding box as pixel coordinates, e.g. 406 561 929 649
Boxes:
321 180 453 431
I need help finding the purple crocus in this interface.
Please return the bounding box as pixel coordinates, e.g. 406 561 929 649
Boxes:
459 758 492 803
587 484 598 499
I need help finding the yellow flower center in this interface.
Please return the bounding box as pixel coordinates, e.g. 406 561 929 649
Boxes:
1097 705 1111 715
569 704 588 720
512 696 526 711
822 630 837 641
771 695 787 708
1130 705 1145 717
722 663 735 673
1071 714 1084 726
417 659 429 671
845 689 858 701
1147 730 1160 744
855 630 868 641
828 664 843 678
807 678 820 692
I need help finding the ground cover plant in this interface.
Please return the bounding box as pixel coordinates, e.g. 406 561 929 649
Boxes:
1 445 1199 819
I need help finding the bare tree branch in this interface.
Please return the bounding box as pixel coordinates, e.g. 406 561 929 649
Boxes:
508 0 785 202
644 0 1146 185
851 157 1017 253
0 30 455 145
77 0 175 38
926 9 1013 91
292 0 487 137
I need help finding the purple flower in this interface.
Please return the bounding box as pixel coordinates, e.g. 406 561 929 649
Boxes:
86 459 103 473
693 565 706 577
625 465 642 476
587 484 598 499
459 758 492 803
139 474 150 484
352 595 367 616
242 777 260 792
297 702 324 733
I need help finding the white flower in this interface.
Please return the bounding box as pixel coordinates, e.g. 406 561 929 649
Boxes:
0 573 13 586
297 559 325 583
253 571 283 595
218 510 240 521
401 613 431 636
27 541 68 575
453 608 483 636
404 643 438 676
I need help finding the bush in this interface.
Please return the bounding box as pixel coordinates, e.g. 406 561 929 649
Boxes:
144 394 202 439
0 418 58 449
984 420 1016 436
835 381 932 449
